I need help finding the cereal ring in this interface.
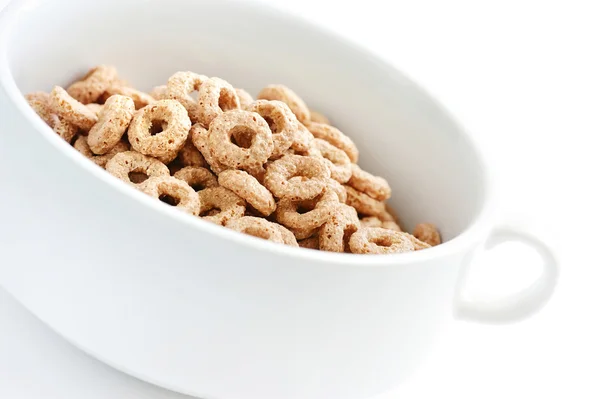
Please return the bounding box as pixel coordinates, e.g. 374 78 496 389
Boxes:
349 228 415 254
103 85 155 110
325 178 347 203
150 85 168 100
298 236 320 250
173 166 218 192
310 109 330 125
275 189 338 230
128 99 191 164
50 86 98 131
190 123 228 174
197 77 241 127
166 71 208 122
360 216 383 228
347 164 391 201
345 185 386 216
403 232 431 250
319 203 360 253
208 109 274 170
306 122 358 163
289 122 314 153
139 176 200 216
74 136 129 168
177 134 207 168
218 170 276 216
312 138 352 183
105 151 170 186
27 92 80 142
257 84 310 125
87 95 135 155
274 224 299 247
413 223 441 246
198 186 246 225
225 216 285 244
264 154 331 201
236 88 254 109
246 100 296 158
67 65 118 104
289 225 318 240
86 103 103 116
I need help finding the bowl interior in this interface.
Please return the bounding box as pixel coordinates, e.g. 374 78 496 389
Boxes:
2 0 486 242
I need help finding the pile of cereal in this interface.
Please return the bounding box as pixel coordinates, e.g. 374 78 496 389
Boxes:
25 65 441 254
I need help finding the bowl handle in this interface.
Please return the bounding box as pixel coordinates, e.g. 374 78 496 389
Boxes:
454 224 558 323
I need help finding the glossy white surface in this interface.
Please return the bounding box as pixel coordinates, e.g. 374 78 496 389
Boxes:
0 0 596 398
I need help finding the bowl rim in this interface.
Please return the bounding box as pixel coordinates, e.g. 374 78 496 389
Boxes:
0 0 495 267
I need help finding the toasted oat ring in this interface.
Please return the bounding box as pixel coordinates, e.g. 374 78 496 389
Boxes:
197 77 241 127
173 166 218 192
150 85 168 100
50 86 98 131
403 232 431 250
349 227 415 254
275 189 338 230
166 71 209 122
246 100 296 158
345 185 386 216
264 154 331 201
360 216 383 228
310 110 330 125
312 138 352 183
298 236 320 250
319 203 360 253
74 136 129 168
289 123 314 153
306 122 358 163
289 226 318 240
225 216 285 244
325 178 347 203
103 86 155 110
218 170 276 216
26 92 78 143
413 223 441 246
236 88 254 109
274 224 299 247
190 123 228 174
87 95 135 155
208 109 274 170
257 84 310 125
67 65 118 104
347 164 391 201
128 99 191 164
139 176 200 216
177 134 207 168
86 103 104 116
105 151 170 185
199 186 246 226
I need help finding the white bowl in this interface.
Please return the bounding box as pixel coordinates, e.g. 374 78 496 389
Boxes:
0 1 557 398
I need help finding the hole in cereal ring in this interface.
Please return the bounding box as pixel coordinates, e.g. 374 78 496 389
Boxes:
129 171 149 184
159 194 180 206
191 182 208 192
373 236 393 247
243 226 271 240
297 205 311 214
263 116 279 133
230 125 254 149
190 90 199 101
218 88 237 111
150 119 165 136
205 209 221 216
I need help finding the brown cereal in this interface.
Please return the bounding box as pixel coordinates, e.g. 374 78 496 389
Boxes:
319 203 360 252
208 109 274 170
306 122 358 163
87 95 135 155
325 178 348 203
310 109 330 125
197 77 240 128
246 100 296 158
360 216 383 228
289 122 314 153
345 185 386 216
150 85 168 100
347 164 391 201
289 225 319 240
177 134 207 168
86 103 104 116
74 136 129 168
403 232 432 250
312 138 352 183
274 224 299 247
236 88 254 109
173 166 218 192
165 71 209 122
264 154 331 201
257 84 310 125
50 86 98 131
128 99 191 164
349 227 415 254
218 170 276 216
103 85 155 110
67 65 118 104
190 123 228 174
139 176 200 216
298 236 320 250
105 151 170 185
413 223 441 246
198 186 246 225
225 216 285 244
275 189 338 230
27 92 79 143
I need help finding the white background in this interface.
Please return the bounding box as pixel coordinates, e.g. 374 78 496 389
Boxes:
1 0 598 398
